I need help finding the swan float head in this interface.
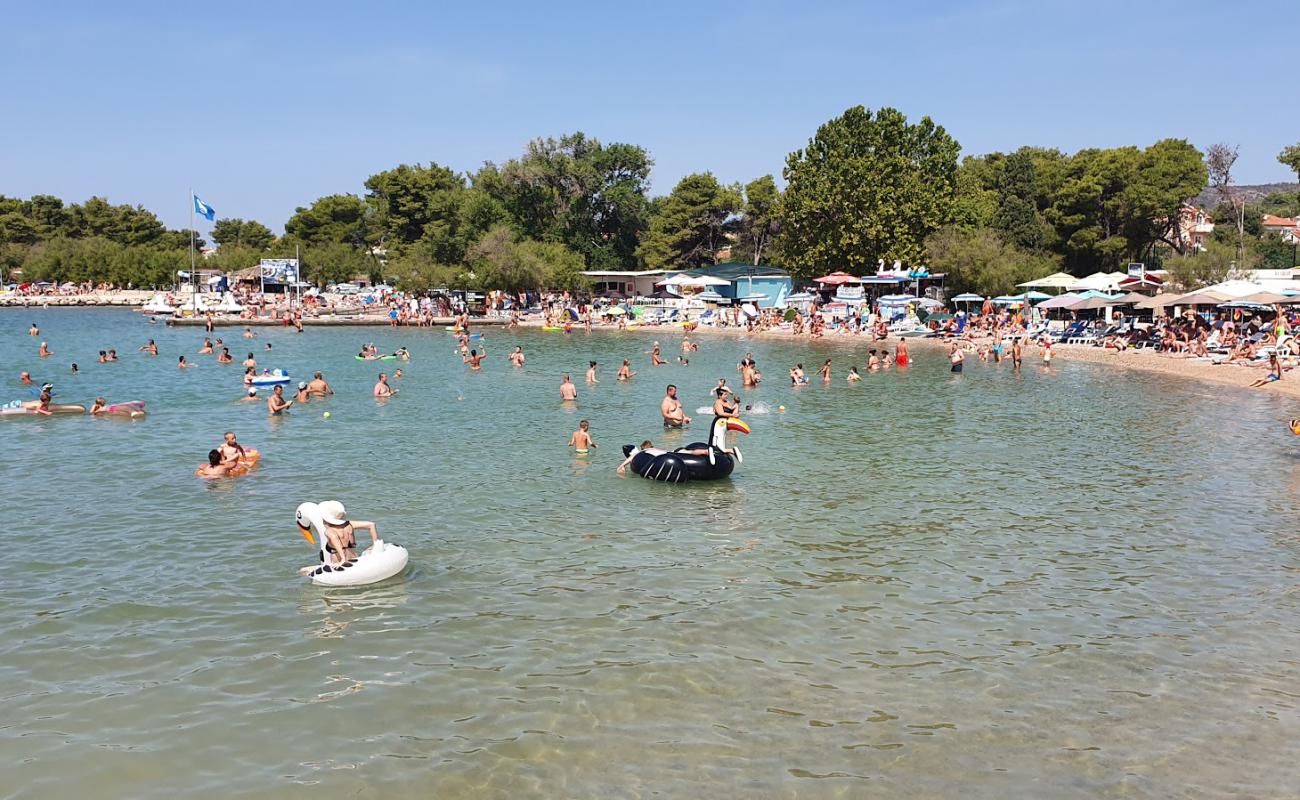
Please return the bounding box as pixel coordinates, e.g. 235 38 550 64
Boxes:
295 502 325 546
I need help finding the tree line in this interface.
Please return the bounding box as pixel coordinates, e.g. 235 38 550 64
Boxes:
4 108 1299 295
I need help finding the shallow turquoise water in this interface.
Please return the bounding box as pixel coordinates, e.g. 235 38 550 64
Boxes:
3 309 1300 798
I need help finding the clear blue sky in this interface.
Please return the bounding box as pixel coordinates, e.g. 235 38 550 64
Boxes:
3 0 1295 234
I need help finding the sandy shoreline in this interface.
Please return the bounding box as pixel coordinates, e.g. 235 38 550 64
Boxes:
511 318 1300 401
10 298 1296 400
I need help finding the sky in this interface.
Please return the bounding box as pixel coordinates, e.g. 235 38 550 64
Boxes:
3 0 1296 234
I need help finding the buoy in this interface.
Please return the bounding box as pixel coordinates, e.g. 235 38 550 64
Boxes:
323 411 332 419
778 405 786 412
1290 418 1300 435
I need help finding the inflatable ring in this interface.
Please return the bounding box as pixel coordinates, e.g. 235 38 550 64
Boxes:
294 502 409 587
624 416 750 483
1290 419 1300 436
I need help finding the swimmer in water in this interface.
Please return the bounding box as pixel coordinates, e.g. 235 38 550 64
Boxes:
267 384 293 414
617 359 636 381
818 359 831 381
140 339 157 356
265 342 273 351
70 363 78 374
243 353 256 368
29 323 39 336
199 338 213 354
464 349 485 370
616 440 656 475
661 384 690 426
560 373 578 400
178 355 194 369
20 371 33 385
314 501 378 567
90 397 106 415
896 338 910 367
712 387 739 418
38 341 52 357
586 361 598 383
243 327 255 339
306 372 333 397
196 450 232 478
217 347 233 363
241 387 259 402
568 419 597 454
789 364 808 386
107 350 117 362
651 342 667 366
294 382 310 404
218 431 247 468
847 366 861 382
393 368 403 379
508 346 525 367
373 373 395 397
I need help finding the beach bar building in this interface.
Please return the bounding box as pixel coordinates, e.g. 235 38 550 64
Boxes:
680 263 792 307
581 269 667 297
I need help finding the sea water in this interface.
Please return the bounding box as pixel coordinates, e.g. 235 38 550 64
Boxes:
2 309 1299 798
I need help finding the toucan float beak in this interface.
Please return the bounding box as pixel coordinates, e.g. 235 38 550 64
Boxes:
726 419 751 434
297 524 315 546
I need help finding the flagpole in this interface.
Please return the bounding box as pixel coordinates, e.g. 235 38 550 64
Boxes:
190 187 196 314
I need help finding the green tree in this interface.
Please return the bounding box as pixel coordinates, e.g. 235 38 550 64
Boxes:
364 162 466 248
211 218 275 250
924 226 1059 297
994 150 1042 250
284 194 373 247
66 196 166 246
300 241 373 286
732 175 781 265
465 225 589 292
637 173 740 270
475 133 652 269
950 154 1002 230
1165 241 1240 289
1252 232 1297 270
1279 143 1300 182
779 105 960 280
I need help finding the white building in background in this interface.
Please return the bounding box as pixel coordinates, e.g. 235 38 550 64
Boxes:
1175 205 1214 252
1262 214 1300 243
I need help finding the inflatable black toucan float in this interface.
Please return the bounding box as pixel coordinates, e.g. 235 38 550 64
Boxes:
623 415 751 483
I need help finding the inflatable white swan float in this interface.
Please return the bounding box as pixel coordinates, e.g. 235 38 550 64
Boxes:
295 501 409 587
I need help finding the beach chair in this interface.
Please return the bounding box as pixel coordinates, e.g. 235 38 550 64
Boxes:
1055 320 1085 343
1066 322 1100 345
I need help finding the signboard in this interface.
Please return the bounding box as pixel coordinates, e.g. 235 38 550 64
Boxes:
1127 262 1145 277
259 259 299 283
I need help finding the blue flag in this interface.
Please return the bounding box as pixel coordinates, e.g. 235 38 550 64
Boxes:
193 194 215 221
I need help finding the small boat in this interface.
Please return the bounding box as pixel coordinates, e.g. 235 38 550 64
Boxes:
141 294 177 315
250 369 291 386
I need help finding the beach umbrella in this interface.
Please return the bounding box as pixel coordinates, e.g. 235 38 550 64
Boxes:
695 290 725 302
1230 291 1296 305
1173 291 1232 306
1037 293 1086 309
951 293 984 303
1017 272 1077 289
603 306 628 315
814 271 861 285
917 297 944 308
1112 291 1152 305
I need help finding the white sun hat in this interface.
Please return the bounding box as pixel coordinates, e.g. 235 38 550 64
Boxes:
319 500 348 525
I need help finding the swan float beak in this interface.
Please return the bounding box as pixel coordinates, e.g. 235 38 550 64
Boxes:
297 523 315 546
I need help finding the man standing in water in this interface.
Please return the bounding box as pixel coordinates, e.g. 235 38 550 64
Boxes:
268 384 293 414
306 372 334 397
661 384 690 427
373 373 395 397
508 346 526 367
560 374 578 401
586 361 598 383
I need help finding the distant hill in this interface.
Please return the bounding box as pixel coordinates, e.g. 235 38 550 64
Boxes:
1194 182 1298 210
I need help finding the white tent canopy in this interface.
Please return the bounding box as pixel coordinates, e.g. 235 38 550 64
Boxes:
1067 271 1130 292
655 273 731 288
1017 272 1077 289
